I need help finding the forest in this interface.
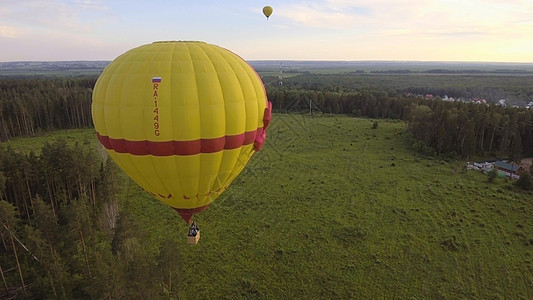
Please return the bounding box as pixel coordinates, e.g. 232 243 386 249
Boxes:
270 73 533 106
0 73 532 298
0 78 94 141
266 86 533 159
1 138 182 298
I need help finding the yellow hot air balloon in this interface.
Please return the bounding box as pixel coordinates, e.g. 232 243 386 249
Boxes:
263 6 273 19
92 41 272 224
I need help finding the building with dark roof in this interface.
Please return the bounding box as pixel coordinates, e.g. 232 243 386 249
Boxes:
493 161 523 178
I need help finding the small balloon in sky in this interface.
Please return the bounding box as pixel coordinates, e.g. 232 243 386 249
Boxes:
263 6 273 19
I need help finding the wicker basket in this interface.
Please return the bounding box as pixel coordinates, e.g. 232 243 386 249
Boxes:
187 231 200 244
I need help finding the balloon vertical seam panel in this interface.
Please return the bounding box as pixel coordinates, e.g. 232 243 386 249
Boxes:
220 48 255 134
212 47 250 197
201 45 254 193
204 43 247 207
198 44 228 207
166 42 186 205
172 43 201 208
188 43 214 207
122 46 166 196
148 43 175 198
199 43 246 202
217 49 262 187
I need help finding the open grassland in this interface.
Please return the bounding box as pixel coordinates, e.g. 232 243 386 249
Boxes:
1 128 97 153
8 114 533 298
129 114 533 299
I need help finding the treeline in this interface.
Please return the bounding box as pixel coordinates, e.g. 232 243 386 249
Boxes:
0 78 95 141
364 69 533 75
404 101 533 159
273 73 533 105
0 140 182 298
266 86 533 159
1 76 531 160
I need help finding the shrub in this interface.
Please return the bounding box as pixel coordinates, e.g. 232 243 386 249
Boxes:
515 171 532 190
487 168 498 183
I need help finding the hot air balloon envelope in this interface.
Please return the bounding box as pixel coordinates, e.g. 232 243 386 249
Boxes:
92 41 271 223
263 6 273 19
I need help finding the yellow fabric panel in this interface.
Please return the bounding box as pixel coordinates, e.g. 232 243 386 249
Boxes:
213 148 244 191
223 145 256 188
217 49 266 132
168 44 201 141
92 41 268 211
201 44 246 136
188 43 225 139
108 152 163 196
109 148 253 209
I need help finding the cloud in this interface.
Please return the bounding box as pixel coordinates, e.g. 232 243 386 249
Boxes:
276 2 372 29
0 25 19 38
73 0 107 9
275 0 533 41
0 0 112 33
0 0 119 60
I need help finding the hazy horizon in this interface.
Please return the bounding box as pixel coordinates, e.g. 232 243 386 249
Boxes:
2 59 533 65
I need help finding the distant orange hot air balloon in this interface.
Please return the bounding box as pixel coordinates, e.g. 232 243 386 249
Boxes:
92 41 272 225
263 6 273 19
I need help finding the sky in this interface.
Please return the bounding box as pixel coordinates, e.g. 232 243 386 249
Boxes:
1 0 533 62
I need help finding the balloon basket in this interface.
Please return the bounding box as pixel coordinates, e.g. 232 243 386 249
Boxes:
188 231 200 244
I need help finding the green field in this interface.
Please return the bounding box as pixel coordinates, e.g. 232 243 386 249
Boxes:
6 114 533 298
1 128 97 153
120 114 533 298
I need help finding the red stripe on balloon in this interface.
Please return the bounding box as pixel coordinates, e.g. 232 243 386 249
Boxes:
97 128 262 156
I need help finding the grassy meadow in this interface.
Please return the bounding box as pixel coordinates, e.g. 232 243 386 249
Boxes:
7 114 533 299
1 128 98 153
